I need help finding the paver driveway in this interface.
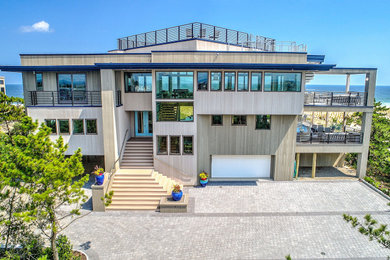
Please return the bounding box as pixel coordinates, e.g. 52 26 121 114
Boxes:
64 180 390 259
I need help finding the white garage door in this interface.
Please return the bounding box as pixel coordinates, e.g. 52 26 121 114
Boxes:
212 155 271 178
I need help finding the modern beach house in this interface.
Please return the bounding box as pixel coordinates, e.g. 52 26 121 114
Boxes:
0 76 5 94
0 23 377 210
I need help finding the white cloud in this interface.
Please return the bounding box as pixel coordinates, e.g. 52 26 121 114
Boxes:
21 21 53 33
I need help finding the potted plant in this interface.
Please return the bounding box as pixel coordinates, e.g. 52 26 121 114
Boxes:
171 184 183 201
199 171 208 187
94 165 105 185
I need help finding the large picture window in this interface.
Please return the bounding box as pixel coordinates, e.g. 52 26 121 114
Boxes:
156 72 193 99
264 73 301 92
156 102 193 122
251 72 262 91
256 115 271 129
237 72 249 91
224 72 236 91
58 73 87 103
210 72 222 91
125 72 152 92
197 72 208 91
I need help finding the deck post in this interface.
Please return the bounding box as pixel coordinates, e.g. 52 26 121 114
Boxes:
312 153 317 178
295 153 300 178
346 74 350 92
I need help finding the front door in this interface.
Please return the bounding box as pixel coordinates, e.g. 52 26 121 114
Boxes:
135 111 153 137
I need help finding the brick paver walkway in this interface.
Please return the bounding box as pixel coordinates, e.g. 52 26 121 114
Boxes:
64 180 390 259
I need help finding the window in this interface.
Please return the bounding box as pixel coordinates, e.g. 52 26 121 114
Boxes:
256 115 271 130
58 119 70 135
232 115 247 125
73 119 84 135
157 136 167 155
211 115 223 125
197 72 208 91
86 119 97 134
264 73 301 92
45 119 57 134
36 73 43 91
156 72 193 99
0 80 4 84
251 72 262 91
170 136 180 155
183 136 193 155
224 72 236 91
210 72 222 91
156 102 193 122
125 72 152 92
237 72 249 91
58 73 87 103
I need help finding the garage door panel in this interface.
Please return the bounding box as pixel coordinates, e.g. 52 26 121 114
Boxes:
212 155 271 178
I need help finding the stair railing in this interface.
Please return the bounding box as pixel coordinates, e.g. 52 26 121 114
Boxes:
153 156 193 184
106 129 130 191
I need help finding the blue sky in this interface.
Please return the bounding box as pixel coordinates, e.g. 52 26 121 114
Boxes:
0 0 389 85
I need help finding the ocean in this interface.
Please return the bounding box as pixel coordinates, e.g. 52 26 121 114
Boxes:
5 83 390 107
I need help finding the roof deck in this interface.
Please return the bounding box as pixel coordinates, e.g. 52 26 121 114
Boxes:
117 22 306 52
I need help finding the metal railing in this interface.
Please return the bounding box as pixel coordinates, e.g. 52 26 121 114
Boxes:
28 91 101 107
296 132 363 144
304 91 367 106
117 22 306 52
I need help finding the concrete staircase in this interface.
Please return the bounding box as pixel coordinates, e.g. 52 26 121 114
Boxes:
121 138 153 169
106 169 181 211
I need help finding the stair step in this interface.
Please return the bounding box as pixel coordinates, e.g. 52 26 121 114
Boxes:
111 184 163 188
112 192 169 197
112 188 166 192
106 205 157 211
111 197 161 201
122 158 153 161
109 200 159 206
112 180 158 184
120 166 155 169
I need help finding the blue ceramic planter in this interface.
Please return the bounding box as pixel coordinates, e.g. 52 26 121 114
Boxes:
172 190 183 201
95 174 104 185
200 179 208 187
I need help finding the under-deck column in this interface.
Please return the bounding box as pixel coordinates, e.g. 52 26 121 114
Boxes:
295 153 300 178
357 112 373 178
312 153 317 178
100 69 119 172
346 74 351 92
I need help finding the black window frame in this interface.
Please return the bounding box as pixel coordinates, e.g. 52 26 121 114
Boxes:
72 119 84 135
58 119 70 135
255 115 271 130
169 136 181 155
157 135 168 155
210 71 222 91
57 73 88 104
264 72 302 92
182 136 193 155
197 71 209 91
211 115 223 126
250 72 262 92
231 115 247 126
35 72 43 91
124 72 152 93
45 119 57 135
85 119 98 135
156 102 194 122
224 71 236 91
237 72 249 92
155 71 194 99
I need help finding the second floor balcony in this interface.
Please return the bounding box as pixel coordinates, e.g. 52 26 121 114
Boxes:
27 90 102 107
304 91 367 107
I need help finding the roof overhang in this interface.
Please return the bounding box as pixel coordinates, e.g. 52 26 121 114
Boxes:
0 63 336 72
307 55 325 63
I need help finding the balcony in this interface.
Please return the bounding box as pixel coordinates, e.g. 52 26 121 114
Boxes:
304 92 367 107
297 132 363 144
28 91 102 107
